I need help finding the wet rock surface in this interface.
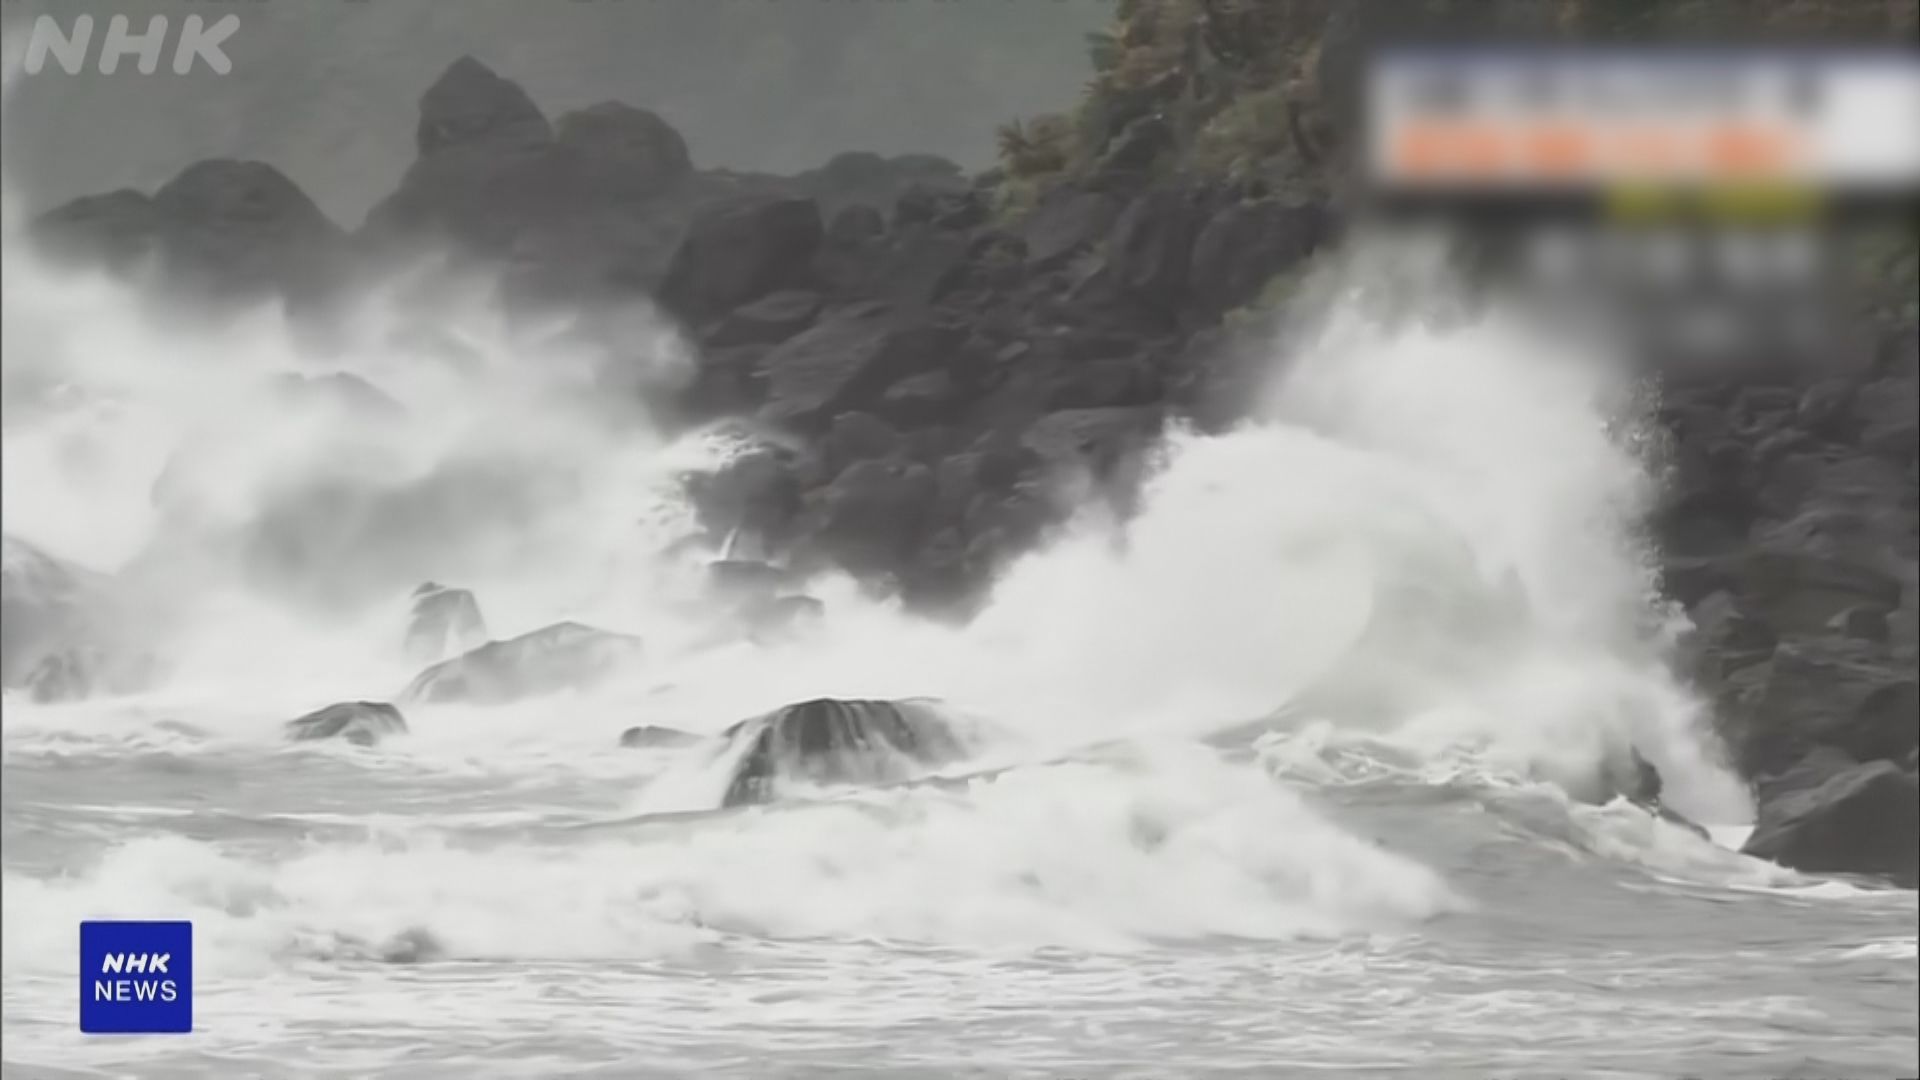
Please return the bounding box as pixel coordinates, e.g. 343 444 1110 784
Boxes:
718 697 968 808
286 701 410 746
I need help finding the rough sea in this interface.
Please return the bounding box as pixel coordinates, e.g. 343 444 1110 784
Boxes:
2 154 1915 1080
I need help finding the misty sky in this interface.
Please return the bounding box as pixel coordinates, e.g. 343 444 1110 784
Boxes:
1 0 1108 224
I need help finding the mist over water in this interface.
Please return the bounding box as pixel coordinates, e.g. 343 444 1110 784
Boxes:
3 135 1914 1077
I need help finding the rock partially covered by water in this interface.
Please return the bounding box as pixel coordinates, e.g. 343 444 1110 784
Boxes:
402 622 643 705
719 697 968 807
286 701 409 746
0 537 154 701
617 724 704 749
1 536 97 688
1742 749 1919 888
405 582 489 664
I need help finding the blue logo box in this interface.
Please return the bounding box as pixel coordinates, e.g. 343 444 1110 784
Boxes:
78 921 193 1034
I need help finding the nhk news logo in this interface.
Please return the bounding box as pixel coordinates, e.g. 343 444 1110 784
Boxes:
79 921 193 1034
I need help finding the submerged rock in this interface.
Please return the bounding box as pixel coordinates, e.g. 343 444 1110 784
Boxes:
405 582 489 664
617 724 704 749
1743 750 1919 887
286 701 409 746
402 621 643 705
719 697 968 807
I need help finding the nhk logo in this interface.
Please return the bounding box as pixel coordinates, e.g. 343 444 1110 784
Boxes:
18 14 239 76
97 951 177 993
79 921 193 1033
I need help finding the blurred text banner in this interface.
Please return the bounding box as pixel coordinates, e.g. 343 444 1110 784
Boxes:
1366 48 1920 200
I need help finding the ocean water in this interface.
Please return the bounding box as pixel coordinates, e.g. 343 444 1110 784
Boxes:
2 161 1916 1079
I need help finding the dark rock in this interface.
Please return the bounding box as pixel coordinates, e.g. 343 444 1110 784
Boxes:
1188 200 1327 318
880 371 962 428
1103 189 1200 313
405 583 488 664
963 481 1057 558
681 344 771 418
1829 604 1892 643
1853 375 1918 463
1678 590 1779 685
1046 356 1162 410
803 458 938 579
415 55 552 157
401 621 643 705
868 227 971 312
796 152 965 219
1743 751 1919 887
361 58 730 301
1730 549 1904 639
37 160 350 304
1735 638 1918 778
617 724 704 749
822 412 905 473
659 197 824 324
706 290 823 347
1100 114 1176 176
32 189 161 266
893 183 982 230
1021 407 1165 482
718 697 969 807
1021 188 1122 269
757 306 960 432
553 101 693 202
825 204 885 247
286 701 409 746
685 448 805 542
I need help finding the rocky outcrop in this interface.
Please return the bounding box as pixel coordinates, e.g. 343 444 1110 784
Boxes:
617 724 704 749
32 55 1331 618
657 198 824 325
352 58 961 309
402 621 643 705
25 30 1917 887
405 583 488 664
1742 749 1919 887
34 159 351 307
718 697 969 807
1655 316 1919 885
286 701 409 746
